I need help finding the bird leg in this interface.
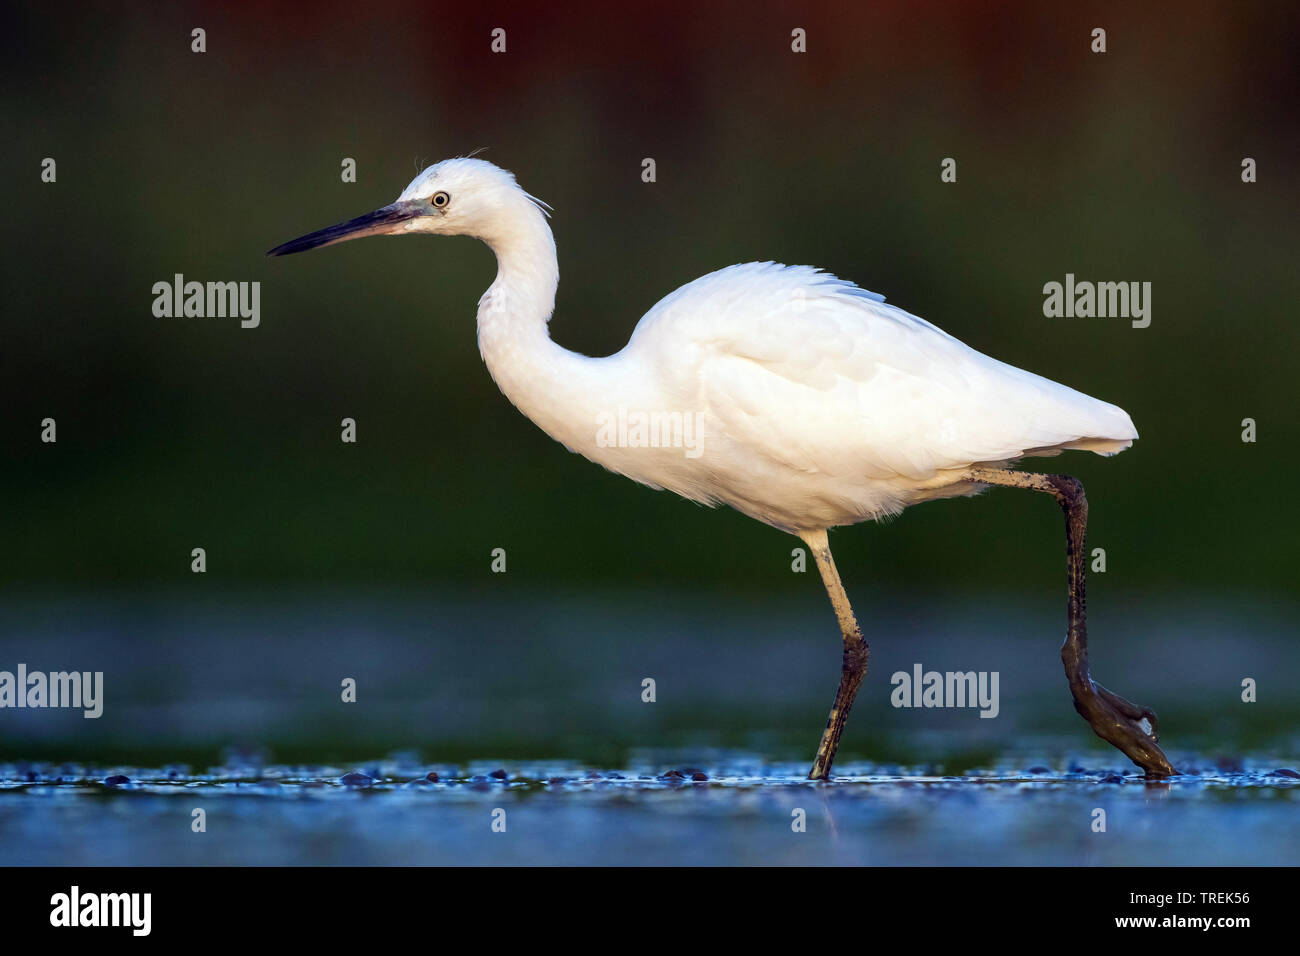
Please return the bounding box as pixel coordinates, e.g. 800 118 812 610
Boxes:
966 468 1175 777
801 529 870 781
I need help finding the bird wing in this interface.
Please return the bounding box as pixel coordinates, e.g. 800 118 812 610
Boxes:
627 262 1137 482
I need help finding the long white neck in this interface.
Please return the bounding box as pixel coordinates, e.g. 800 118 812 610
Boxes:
475 199 621 458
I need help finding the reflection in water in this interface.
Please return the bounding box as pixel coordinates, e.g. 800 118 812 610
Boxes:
1 754 1296 866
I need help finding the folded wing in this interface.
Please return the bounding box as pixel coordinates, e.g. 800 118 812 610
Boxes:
628 262 1137 482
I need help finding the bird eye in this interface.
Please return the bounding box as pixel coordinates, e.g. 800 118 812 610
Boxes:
431 191 450 208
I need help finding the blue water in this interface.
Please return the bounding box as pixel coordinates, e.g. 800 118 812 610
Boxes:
2 754 1296 866
0 588 1296 865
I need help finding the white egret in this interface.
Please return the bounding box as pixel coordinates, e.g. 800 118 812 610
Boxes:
269 157 1175 779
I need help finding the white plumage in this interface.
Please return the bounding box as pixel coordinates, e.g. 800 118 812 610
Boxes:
269 157 1163 780
612 260 1136 530
273 157 1137 533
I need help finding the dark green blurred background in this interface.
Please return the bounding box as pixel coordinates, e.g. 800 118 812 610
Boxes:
3 0 1297 592
0 1 1296 765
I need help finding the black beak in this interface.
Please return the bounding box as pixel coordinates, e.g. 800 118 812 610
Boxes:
266 201 425 257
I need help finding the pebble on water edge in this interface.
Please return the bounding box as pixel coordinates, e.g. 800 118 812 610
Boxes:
691 772 708 782
103 774 130 787
1268 768 1300 778
339 771 374 787
425 772 439 783
489 769 508 780
1099 773 1125 784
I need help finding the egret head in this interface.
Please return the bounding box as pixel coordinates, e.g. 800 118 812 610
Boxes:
267 157 550 257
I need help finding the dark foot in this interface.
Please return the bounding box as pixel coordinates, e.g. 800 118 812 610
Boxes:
1095 682 1161 740
1071 679 1175 778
